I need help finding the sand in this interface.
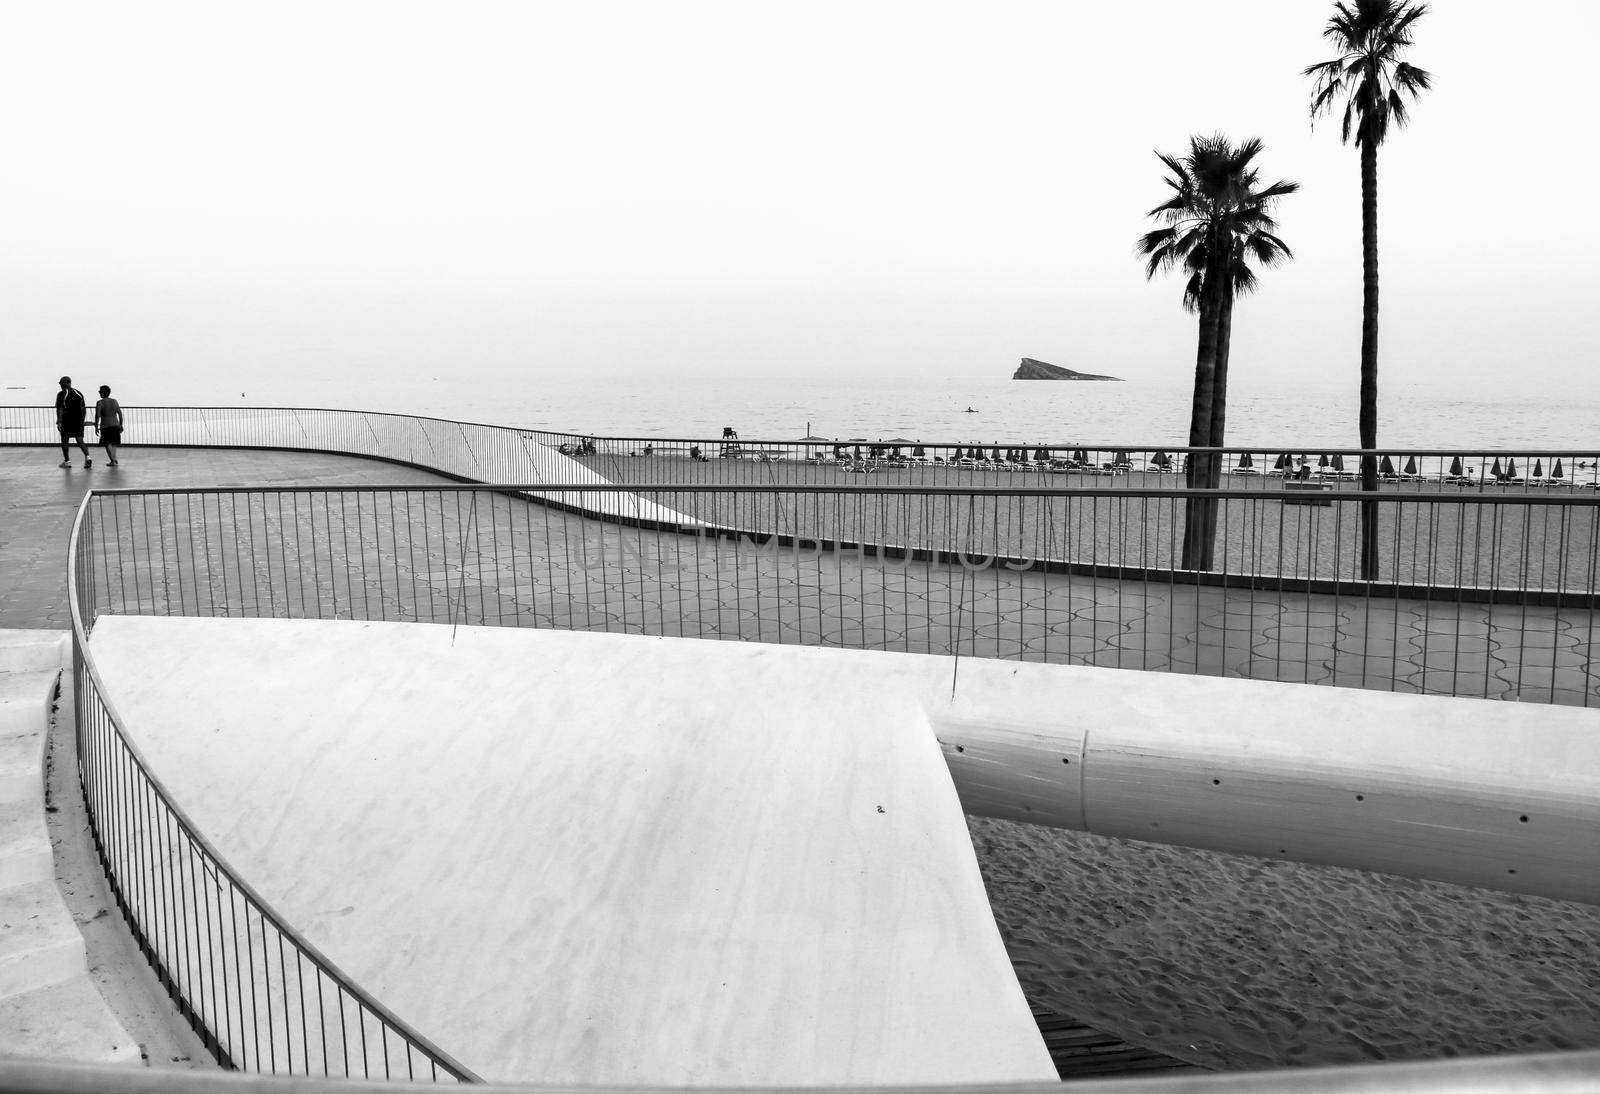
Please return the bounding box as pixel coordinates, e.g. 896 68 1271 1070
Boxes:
967 817 1600 1071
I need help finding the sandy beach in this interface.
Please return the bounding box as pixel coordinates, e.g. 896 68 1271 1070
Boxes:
968 817 1600 1071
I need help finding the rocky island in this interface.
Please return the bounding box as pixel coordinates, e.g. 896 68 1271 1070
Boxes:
1011 357 1122 381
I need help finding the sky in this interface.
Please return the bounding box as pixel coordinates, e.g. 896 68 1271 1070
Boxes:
2 0 1597 401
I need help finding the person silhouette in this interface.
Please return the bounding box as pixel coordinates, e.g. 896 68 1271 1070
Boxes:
54 376 92 468
93 384 124 466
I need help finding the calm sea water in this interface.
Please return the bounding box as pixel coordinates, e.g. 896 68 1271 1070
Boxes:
8 369 1597 451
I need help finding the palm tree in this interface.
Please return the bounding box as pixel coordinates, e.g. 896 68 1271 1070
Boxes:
1139 135 1296 569
1305 0 1431 579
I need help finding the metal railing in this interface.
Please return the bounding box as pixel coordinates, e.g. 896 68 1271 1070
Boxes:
73 483 1598 706
6 1047 1600 1094
5 403 1598 493
67 499 480 1081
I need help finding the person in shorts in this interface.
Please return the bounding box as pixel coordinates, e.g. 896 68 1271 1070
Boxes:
94 385 124 466
55 376 92 468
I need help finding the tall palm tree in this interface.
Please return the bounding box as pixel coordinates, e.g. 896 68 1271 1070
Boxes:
1305 0 1431 580
1139 135 1296 569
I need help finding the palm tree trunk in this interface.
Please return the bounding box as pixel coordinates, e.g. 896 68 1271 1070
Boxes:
1210 284 1235 453
1182 274 1223 571
1358 138 1381 581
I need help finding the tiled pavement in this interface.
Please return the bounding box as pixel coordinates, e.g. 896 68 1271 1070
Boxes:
3 446 1596 706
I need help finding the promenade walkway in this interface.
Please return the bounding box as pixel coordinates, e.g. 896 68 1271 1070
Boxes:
0 445 1203 1078
5 445 1598 1075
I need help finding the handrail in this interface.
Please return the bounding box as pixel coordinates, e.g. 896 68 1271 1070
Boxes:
70 482 1598 704
70 481 1600 504
4 1040 1600 1093
66 492 480 1082
4 402 1598 463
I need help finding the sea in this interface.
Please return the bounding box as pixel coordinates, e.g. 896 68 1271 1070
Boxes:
7 369 1598 452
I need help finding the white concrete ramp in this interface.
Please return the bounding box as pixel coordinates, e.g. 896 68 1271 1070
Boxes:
87 617 1053 1086
0 630 139 1066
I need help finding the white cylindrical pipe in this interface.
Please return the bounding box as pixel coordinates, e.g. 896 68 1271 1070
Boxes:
931 669 1600 905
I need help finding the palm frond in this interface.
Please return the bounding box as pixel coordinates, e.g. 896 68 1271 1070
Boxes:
1394 61 1432 93
1306 0 1429 149
1137 136 1296 311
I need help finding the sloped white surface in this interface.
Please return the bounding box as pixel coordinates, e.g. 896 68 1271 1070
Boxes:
88 616 1052 1086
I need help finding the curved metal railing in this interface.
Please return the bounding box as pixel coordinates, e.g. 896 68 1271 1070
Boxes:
67 494 480 1082
72 482 1598 705
4 403 1598 492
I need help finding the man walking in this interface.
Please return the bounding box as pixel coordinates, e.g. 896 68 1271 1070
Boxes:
55 376 91 468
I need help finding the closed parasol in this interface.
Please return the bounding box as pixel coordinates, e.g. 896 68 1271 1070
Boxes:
1379 454 1396 476
1449 455 1464 478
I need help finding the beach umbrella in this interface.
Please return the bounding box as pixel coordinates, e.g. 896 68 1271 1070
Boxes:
1449 455 1464 477
1490 457 1503 479
1552 458 1564 480
1151 450 1171 468
1331 453 1345 472
1075 448 1089 464
1379 454 1395 476
1238 452 1254 469
991 446 1003 461
1532 458 1544 478
912 444 925 457
1273 453 1288 471
1506 457 1518 478
1403 455 1417 476
1318 453 1330 468
1033 447 1048 461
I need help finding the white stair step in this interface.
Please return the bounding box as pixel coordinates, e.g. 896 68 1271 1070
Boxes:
0 632 68 676
0 669 56 805
0 879 85 998
0 974 139 1065
0 799 54 889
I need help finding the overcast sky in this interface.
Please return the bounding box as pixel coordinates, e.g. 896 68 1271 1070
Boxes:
2 0 1596 397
